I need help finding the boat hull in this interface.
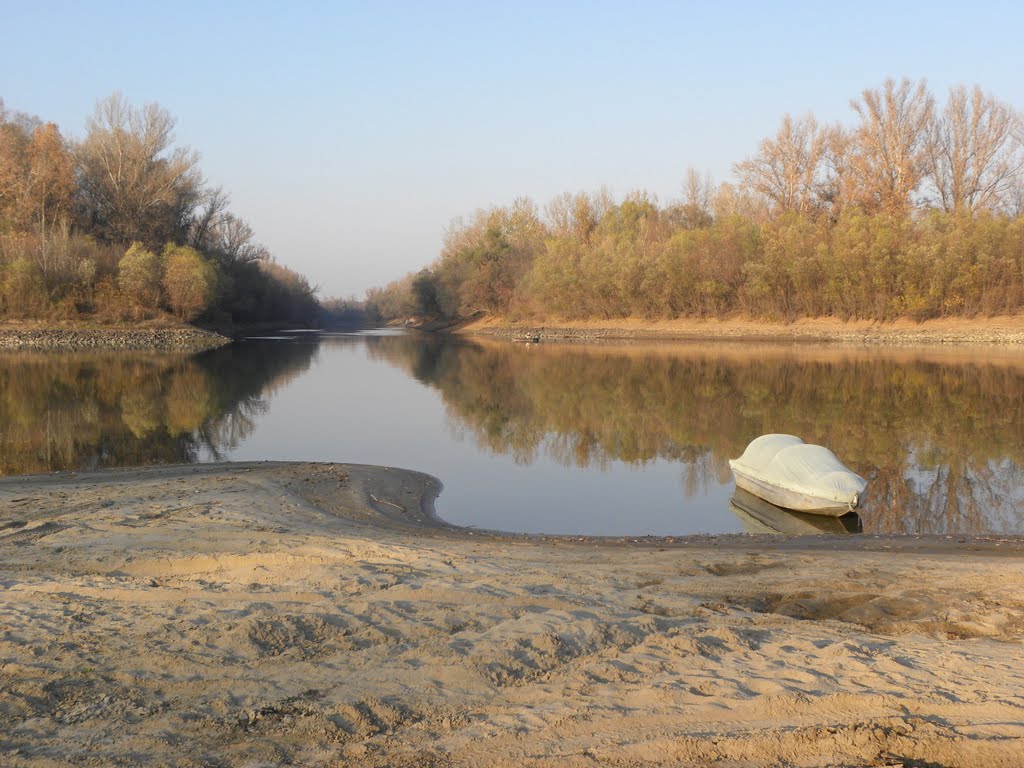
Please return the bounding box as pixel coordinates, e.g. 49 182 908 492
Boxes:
730 488 861 534
730 466 858 516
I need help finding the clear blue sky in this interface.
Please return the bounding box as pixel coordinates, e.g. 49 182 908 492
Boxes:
3 0 1022 298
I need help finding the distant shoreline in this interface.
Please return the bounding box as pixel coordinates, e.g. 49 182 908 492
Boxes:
455 314 1024 346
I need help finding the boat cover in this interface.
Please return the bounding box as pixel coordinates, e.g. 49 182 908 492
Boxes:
733 434 866 500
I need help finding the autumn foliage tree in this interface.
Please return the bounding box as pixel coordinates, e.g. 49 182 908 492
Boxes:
20 124 75 241
161 244 215 321
117 242 162 311
0 94 320 327
0 101 35 229
0 116 75 251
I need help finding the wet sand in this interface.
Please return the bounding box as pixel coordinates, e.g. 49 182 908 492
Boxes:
2 462 1023 767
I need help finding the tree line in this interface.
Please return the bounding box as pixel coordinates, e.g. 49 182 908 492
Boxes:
0 93 318 327
365 78 1024 324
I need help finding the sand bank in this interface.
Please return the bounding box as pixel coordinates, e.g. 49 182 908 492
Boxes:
2 462 1023 767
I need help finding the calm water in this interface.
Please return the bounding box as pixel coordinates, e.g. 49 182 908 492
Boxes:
3 330 1024 537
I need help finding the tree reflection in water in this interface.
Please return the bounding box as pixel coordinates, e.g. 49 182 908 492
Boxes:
362 334 1024 535
0 340 318 476
6 332 1023 536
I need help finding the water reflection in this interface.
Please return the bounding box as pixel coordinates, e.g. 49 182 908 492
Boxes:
359 334 1024 535
730 489 862 535
0 341 318 475
4 331 1024 536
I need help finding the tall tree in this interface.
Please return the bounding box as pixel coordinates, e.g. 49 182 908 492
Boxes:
0 104 44 229
24 123 75 239
207 212 267 264
186 185 230 251
0 117 30 229
845 78 935 214
671 167 714 228
76 93 203 247
545 189 613 243
925 85 1024 213
735 113 829 215
0 115 75 280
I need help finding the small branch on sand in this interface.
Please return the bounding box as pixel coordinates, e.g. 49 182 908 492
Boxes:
369 494 406 513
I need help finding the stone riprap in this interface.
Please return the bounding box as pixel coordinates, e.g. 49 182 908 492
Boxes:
475 323 1024 346
0 327 231 352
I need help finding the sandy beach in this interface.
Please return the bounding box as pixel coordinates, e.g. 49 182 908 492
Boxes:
1 462 1023 767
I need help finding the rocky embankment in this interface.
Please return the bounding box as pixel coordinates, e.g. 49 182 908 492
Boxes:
468 318 1024 346
0 327 231 352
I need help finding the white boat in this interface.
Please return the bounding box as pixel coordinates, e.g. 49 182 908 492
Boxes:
728 434 867 516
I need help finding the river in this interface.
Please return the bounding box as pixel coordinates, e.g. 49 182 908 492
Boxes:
3 329 1023 536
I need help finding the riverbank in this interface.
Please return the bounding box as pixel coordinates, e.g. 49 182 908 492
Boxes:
459 314 1024 345
0 323 231 352
2 462 1023 767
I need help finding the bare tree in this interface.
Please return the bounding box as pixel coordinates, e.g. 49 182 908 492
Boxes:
209 212 267 264
735 113 829 215
545 189 613 242
845 78 935 214
676 167 714 227
1007 176 1024 218
187 185 230 251
685 168 713 211
815 123 854 217
925 85 1024 213
76 93 204 247
503 196 546 253
712 181 770 223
